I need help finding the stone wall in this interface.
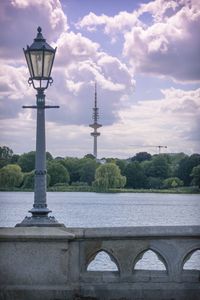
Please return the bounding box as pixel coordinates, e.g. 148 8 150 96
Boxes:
0 226 200 300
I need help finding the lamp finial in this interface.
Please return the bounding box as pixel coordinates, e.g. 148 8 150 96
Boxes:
37 26 42 33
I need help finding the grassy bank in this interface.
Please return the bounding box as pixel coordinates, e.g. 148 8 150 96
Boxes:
0 186 199 194
108 186 200 194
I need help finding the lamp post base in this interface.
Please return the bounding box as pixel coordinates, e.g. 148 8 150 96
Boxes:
15 216 65 227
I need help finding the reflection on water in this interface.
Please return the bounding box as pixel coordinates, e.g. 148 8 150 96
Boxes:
0 192 200 227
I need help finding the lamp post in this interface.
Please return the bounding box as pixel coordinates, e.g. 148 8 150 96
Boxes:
16 27 63 227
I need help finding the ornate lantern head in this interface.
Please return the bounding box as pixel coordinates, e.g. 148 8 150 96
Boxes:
24 27 56 90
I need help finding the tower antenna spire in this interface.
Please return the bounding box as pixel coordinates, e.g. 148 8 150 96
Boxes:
89 82 102 158
95 81 97 109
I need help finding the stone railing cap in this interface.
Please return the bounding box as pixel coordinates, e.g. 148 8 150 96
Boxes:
0 227 75 240
65 226 200 239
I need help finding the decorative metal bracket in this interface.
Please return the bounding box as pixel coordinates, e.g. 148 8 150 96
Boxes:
28 77 53 90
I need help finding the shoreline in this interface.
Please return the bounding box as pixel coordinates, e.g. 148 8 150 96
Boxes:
0 187 199 194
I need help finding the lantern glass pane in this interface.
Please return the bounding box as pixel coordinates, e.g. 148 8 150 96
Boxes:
25 52 33 77
30 51 43 78
43 51 54 77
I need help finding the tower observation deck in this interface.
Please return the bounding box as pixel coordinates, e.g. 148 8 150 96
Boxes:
89 83 102 158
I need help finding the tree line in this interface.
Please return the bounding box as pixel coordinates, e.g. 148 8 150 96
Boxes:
0 146 200 191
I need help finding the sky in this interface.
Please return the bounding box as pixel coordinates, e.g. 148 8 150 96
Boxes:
0 0 200 158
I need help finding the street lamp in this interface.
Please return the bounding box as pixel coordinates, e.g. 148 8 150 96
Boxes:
16 27 63 227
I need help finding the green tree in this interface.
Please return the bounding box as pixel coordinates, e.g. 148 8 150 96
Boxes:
84 153 95 159
18 151 53 172
177 154 200 186
22 171 35 189
106 158 116 164
0 164 23 188
10 154 20 164
18 151 35 172
162 177 184 189
167 152 188 176
59 157 80 183
132 152 151 162
190 165 200 188
115 159 127 175
143 155 170 179
93 163 126 191
22 171 50 189
124 161 147 188
0 146 13 168
146 177 163 189
47 161 70 186
46 152 53 161
79 158 99 185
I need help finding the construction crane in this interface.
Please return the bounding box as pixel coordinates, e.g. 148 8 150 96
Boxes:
157 145 167 154
129 145 168 154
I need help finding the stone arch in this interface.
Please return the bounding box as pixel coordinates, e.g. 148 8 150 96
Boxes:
182 248 200 271
133 248 168 272
86 249 120 272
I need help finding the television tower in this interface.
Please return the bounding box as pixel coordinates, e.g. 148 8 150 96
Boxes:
89 82 102 158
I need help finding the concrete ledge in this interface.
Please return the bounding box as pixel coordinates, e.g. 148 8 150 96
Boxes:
1 226 200 241
66 226 200 239
0 227 75 241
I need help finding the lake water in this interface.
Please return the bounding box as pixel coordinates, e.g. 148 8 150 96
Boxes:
0 192 199 227
0 192 200 270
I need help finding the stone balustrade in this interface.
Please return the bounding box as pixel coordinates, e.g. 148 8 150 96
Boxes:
0 226 200 300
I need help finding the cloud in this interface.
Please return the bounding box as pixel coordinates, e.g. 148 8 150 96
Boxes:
77 11 141 35
76 0 181 35
46 31 135 126
78 0 200 82
0 113 92 157
55 31 134 93
1 0 199 158
1 85 199 158
111 87 200 155
0 2 135 128
0 63 34 119
54 31 99 66
138 0 179 22
123 2 200 82
0 0 68 60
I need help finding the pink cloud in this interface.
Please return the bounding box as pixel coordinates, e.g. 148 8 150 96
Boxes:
123 3 200 82
0 0 67 60
78 0 200 82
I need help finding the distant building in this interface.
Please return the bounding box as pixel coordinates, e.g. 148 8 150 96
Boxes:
89 83 102 158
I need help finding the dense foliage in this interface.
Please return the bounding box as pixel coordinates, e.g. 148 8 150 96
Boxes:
0 146 200 192
0 164 23 188
93 163 126 191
